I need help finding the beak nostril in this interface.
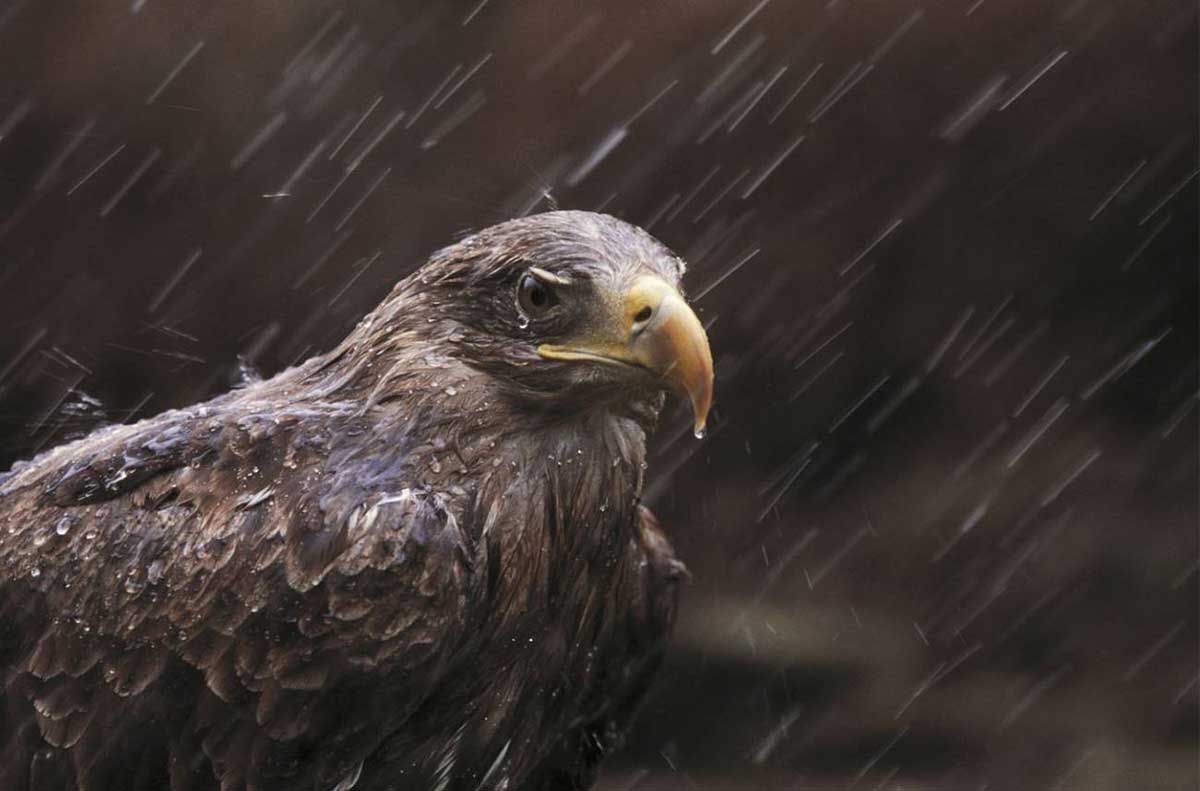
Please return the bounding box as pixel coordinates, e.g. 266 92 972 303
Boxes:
633 305 653 324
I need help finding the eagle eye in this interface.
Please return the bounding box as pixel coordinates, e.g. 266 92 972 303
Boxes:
517 272 557 319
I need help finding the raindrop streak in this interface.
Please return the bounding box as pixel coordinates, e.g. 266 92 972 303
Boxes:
1121 214 1172 271
271 137 329 199
146 40 205 105
727 65 788 132
566 127 628 187
697 35 765 105
794 321 853 370
711 0 770 55
0 98 33 144
231 112 288 171
1079 329 1170 400
959 295 1012 361
983 321 1048 386
294 229 352 289
997 49 1069 110
849 726 908 788
838 218 903 276
692 246 759 300
895 643 982 718
332 96 383 158
694 169 749 222
327 251 382 307
789 350 845 402
668 166 720 222
1160 390 1199 438
34 118 97 192
830 373 891 433
1000 666 1071 728
1012 354 1069 418
867 9 924 66
1006 398 1070 469
866 376 920 433
1089 158 1147 221
1138 165 1198 225
421 93 484 150
434 53 492 111
578 41 633 96
645 194 680 231
149 247 203 313
0 327 47 385
1167 652 1200 699
99 148 162 218
1040 448 1102 506
954 316 1016 378
953 421 1010 479
925 306 975 373
750 705 804 765
740 134 804 199
461 0 490 26
627 80 680 126
68 144 126 195
406 70 458 130
807 526 870 587
932 500 991 562
809 62 872 123
349 106 407 170
283 10 344 76
335 167 391 231
307 167 357 223
768 62 822 124
526 14 603 80
938 75 1007 142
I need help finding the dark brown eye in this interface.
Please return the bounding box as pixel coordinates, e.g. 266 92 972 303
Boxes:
517 272 556 318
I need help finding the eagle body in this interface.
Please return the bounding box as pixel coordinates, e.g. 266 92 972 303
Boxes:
0 212 711 790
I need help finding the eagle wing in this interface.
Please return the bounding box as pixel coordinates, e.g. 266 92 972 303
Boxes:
0 398 475 791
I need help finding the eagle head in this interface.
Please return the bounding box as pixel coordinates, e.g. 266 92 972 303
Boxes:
398 211 714 435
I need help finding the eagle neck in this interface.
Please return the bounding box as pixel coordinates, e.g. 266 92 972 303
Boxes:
486 411 646 623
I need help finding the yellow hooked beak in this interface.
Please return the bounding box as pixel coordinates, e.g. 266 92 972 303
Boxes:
537 275 714 435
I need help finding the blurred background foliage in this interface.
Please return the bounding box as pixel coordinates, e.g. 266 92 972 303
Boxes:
0 0 1195 787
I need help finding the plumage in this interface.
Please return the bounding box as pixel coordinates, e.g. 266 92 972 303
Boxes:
0 211 712 790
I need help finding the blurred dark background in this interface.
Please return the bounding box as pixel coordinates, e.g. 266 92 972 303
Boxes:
0 0 1196 787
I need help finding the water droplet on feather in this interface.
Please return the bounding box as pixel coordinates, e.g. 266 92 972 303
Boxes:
146 559 165 584
124 573 146 596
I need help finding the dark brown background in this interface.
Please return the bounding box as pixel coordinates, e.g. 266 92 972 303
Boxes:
0 0 1196 787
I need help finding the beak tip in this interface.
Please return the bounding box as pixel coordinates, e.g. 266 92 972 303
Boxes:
691 393 711 439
